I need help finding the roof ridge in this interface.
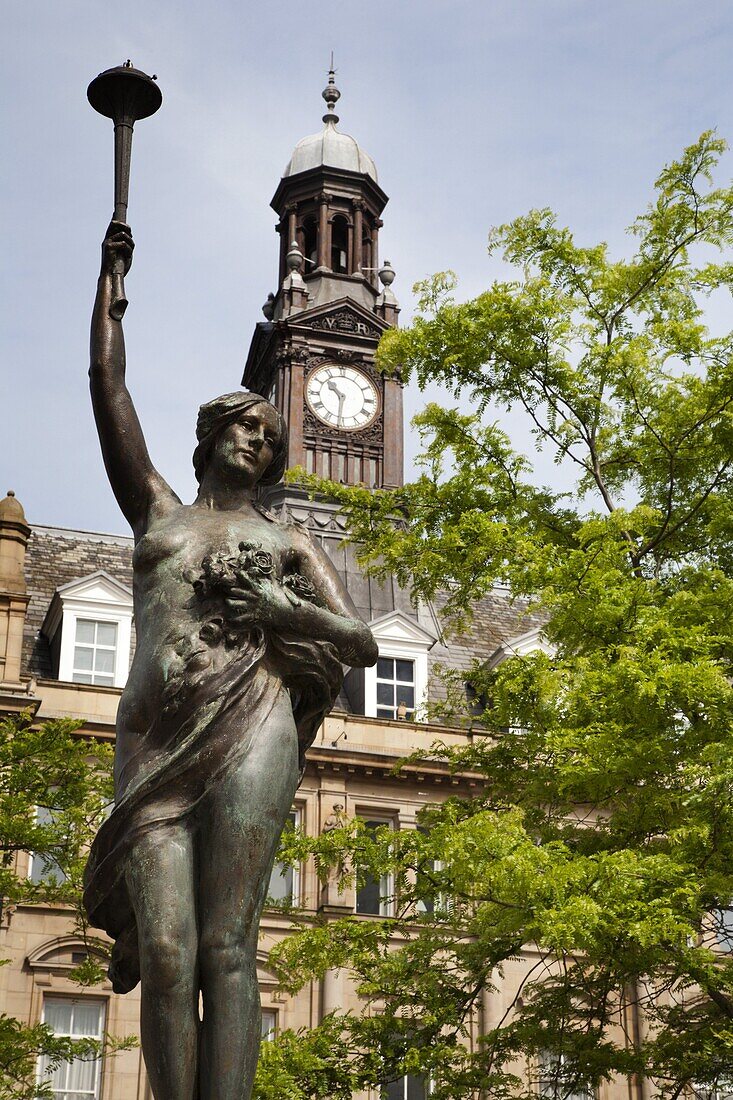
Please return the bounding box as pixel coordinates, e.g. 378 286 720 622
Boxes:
30 523 133 545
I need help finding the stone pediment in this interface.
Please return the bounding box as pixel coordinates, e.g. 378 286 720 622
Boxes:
55 570 133 604
290 299 388 341
369 610 437 649
485 625 554 669
41 570 133 641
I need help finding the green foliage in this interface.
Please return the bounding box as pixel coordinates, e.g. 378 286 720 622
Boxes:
0 713 132 1100
280 134 733 1097
253 1014 358 1100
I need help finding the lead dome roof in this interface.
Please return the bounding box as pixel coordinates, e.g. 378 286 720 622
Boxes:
282 69 378 182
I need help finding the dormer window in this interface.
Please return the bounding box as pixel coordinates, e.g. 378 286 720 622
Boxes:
41 571 133 689
365 611 436 721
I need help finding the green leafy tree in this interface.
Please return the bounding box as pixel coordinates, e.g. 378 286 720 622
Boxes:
271 132 733 1098
0 712 131 1099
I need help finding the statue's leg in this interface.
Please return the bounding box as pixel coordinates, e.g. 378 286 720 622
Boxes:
197 692 299 1100
125 824 199 1100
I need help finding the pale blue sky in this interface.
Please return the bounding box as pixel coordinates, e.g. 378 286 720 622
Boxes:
3 0 733 533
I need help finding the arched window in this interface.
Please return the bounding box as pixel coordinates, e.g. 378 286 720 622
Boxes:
331 215 349 273
302 217 318 269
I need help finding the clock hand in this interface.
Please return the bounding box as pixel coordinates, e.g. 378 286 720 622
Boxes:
326 379 347 422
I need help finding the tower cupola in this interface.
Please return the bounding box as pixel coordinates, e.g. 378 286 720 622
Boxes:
269 67 390 316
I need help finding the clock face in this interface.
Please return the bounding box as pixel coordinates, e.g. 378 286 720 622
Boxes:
306 364 379 430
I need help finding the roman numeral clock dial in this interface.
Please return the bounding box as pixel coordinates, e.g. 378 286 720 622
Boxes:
306 364 379 430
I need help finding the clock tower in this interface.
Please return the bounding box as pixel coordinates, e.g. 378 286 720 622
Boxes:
242 68 403 527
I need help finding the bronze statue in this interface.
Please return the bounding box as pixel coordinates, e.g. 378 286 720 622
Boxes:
83 220 378 1100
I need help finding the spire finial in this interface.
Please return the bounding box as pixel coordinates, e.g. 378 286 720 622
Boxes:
322 56 340 125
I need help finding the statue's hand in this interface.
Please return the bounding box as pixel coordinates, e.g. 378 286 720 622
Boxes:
101 220 134 276
225 576 291 630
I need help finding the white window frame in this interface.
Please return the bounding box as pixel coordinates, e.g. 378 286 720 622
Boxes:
375 654 417 721
267 807 301 906
536 1050 592 1100
365 612 436 722
42 571 133 689
355 814 395 917
71 617 119 686
37 996 105 1100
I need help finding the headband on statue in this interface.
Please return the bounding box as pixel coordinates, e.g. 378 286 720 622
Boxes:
192 391 288 485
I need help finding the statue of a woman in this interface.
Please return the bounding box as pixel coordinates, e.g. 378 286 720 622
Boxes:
83 221 378 1100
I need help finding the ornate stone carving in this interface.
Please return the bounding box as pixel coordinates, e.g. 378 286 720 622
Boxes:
308 309 381 339
303 407 383 444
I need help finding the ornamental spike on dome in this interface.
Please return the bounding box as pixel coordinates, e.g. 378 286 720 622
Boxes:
282 65 377 180
322 57 341 125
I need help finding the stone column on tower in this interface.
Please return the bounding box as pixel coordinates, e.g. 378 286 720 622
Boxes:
0 491 31 687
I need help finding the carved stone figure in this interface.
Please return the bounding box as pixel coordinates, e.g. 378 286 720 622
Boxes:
83 221 378 1100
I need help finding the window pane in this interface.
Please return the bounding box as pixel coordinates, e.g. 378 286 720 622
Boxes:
75 620 95 645
30 808 66 885
714 908 733 950
73 647 93 671
72 672 93 684
71 1002 103 1038
94 649 115 674
396 660 414 683
67 1056 97 1091
385 1080 405 1100
44 1000 73 1034
261 1010 276 1040
407 1074 427 1100
268 811 297 904
92 674 114 687
268 863 293 902
356 872 382 915
377 708 394 719
396 686 415 709
96 622 117 647
377 657 394 679
30 853 65 884
377 682 395 706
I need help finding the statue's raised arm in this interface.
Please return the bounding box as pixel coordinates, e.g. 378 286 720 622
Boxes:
89 221 179 539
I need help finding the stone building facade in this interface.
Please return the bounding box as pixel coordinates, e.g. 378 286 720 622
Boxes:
0 71 640 1100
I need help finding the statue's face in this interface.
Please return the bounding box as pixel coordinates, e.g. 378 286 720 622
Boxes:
210 402 281 487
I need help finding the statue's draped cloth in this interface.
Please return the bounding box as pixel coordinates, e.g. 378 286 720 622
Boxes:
83 626 341 994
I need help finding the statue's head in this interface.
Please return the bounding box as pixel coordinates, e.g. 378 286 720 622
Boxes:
193 392 288 488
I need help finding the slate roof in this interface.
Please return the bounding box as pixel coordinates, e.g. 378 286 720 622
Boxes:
23 525 133 679
21 525 543 715
426 589 547 718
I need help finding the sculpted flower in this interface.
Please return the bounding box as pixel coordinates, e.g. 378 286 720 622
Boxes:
236 541 274 577
283 573 318 602
200 552 236 591
199 619 224 645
